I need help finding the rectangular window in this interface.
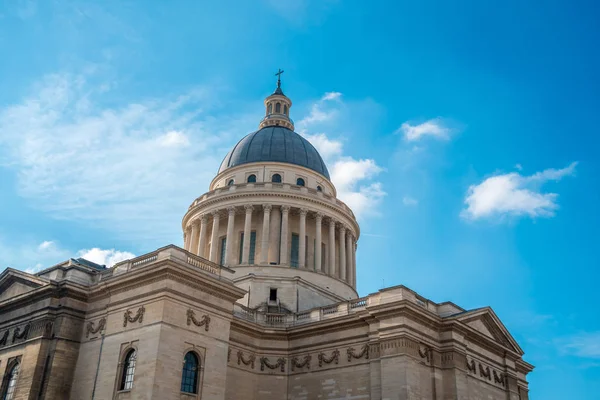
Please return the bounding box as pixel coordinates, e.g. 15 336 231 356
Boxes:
219 237 227 266
239 231 257 264
322 243 326 269
269 288 277 301
290 233 299 268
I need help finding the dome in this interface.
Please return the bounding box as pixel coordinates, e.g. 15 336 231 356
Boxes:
218 126 330 179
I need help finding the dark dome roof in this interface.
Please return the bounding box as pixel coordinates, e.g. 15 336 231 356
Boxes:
218 126 330 179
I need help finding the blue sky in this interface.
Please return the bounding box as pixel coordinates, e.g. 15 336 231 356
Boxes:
0 0 598 397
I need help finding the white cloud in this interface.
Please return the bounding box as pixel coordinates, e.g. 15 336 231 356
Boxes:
77 248 135 267
402 196 418 206
157 130 190 147
297 93 385 218
38 240 55 251
462 162 577 220
398 118 451 141
559 332 600 359
0 72 234 244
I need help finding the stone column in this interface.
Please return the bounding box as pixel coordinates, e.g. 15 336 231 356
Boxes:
189 220 200 256
328 219 336 277
269 207 281 264
346 232 353 285
279 205 290 265
315 213 323 272
184 227 191 251
224 207 236 266
299 209 307 268
339 225 346 281
352 240 357 288
242 205 253 264
260 204 272 264
197 214 208 258
209 211 221 263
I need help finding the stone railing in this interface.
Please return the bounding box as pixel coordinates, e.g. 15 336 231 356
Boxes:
188 182 356 219
110 246 231 282
233 296 370 328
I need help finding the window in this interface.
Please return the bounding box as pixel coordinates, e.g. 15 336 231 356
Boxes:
219 237 227 266
290 233 299 268
180 352 199 394
2 363 19 400
227 179 234 186
268 103 272 114
269 288 277 301
283 105 288 115
271 173 282 183
317 185 322 192
120 349 137 391
296 178 305 187
239 231 257 264
247 174 256 183
275 103 281 113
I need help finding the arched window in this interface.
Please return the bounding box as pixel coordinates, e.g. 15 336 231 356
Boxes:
317 185 322 192
227 179 234 186
247 174 256 183
120 349 137 391
268 103 272 114
1 363 19 400
296 178 305 187
275 103 281 113
284 105 288 115
181 352 200 394
271 174 282 183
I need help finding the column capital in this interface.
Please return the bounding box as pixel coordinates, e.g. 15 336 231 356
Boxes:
211 210 220 218
329 218 336 227
315 212 323 221
338 224 347 233
281 205 291 214
191 217 201 226
185 225 192 233
244 204 254 213
227 206 236 215
262 204 272 212
200 214 208 223
299 208 308 217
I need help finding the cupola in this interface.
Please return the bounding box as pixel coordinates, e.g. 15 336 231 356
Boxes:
259 69 294 131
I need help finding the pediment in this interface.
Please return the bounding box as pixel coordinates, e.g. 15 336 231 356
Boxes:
0 269 49 303
455 308 523 355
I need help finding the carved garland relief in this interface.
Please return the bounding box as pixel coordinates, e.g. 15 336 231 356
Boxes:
291 355 311 371
260 356 286 372
187 309 211 331
123 306 145 327
86 318 106 338
318 349 340 367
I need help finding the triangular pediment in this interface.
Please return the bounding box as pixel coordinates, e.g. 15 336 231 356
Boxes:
455 307 523 355
0 269 49 303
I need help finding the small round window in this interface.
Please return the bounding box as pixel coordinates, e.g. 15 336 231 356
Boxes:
227 179 234 186
296 178 305 187
271 174 282 183
247 174 256 183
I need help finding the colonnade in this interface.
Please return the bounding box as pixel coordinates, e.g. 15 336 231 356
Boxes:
184 204 357 287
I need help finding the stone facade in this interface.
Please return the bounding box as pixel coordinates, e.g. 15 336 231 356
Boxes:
0 80 533 399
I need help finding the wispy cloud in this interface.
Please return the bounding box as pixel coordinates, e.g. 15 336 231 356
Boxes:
559 332 600 359
296 92 385 217
402 196 418 206
462 162 577 220
397 118 452 141
0 72 234 244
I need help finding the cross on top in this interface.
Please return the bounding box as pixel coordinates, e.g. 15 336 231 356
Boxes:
275 68 284 87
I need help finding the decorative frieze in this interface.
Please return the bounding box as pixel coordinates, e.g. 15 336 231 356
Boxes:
0 330 8 346
187 309 211 331
238 351 256 369
260 356 286 372
347 344 369 362
467 357 506 387
291 355 311 371
12 324 30 343
123 306 145 327
318 349 340 367
418 345 431 364
86 318 106 338
493 370 506 385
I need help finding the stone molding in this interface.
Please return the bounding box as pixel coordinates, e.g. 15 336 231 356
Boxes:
123 306 145 327
187 309 211 331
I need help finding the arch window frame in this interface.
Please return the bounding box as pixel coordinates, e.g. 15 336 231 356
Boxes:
227 179 235 186
271 173 282 183
1 360 20 400
316 185 323 192
275 102 281 113
283 104 288 115
180 351 200 394
118 348 137 391
247 174 257 183
267 103 273 114
296 177 305 187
